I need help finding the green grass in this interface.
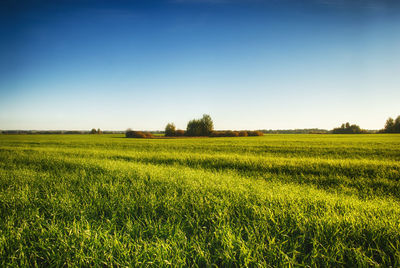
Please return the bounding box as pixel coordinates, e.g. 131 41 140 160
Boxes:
0 134 399 266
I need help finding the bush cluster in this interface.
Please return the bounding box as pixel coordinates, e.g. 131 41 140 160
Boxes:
210 130 263 137
175 129 186 136
126 130 154 138
247 131 264 136
210 131 239 137
164 125 186 137
332 123 367 134
164 114 264 138
164 114 213 137
90 128 102 134
238 131 248 137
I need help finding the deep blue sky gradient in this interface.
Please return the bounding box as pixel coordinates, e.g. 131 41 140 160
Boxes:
1 0 399 130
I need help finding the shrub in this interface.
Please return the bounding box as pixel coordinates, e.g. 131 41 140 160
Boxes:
247 131 264 136
226 131 239 137
165 123 176 137
210 131 239 137
210 131 222 137
210 131 224 137
126 131 154 138
175 129 186 136
238 131 248 137
210 130 262 137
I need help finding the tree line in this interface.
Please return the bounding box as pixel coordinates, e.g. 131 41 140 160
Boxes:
330 115 400 134
380 116 400 133
1 115 399 136
165 114 214 137
261 129 329 134
90 128 102 134
164 114 263 138
126 114 264 138
331 123 367 134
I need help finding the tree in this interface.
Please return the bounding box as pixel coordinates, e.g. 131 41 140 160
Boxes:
90 128 97 134
384 118 394 133
200 114 214 136
186 119 202 136
332 123 366 134
395 116 400 133
382 116 400 133
97 128 102 134
186 114 214 136
165 123 176 137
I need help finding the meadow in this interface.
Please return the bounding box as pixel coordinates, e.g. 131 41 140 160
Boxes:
0 134 399 266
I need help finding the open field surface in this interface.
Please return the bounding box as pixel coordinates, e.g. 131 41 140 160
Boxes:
0 134 400 266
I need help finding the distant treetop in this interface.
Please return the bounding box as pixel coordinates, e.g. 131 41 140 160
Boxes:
381 115 400 133
332 123 366 134
186 114 214 137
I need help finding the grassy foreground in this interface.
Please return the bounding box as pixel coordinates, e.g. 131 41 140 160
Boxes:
0 134 400 266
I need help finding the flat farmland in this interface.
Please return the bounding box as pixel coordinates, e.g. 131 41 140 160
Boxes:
0 134 399 266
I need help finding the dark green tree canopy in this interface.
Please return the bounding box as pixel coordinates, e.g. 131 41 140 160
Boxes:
165 123 176 137
186 114 214 136
382 116 400 133
332 122 366 134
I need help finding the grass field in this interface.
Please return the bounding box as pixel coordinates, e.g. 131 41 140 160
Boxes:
0 134 400 266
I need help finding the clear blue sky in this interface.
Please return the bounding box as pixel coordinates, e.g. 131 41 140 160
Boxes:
1 0 399 130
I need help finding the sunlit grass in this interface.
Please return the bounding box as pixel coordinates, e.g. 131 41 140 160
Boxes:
0 134 399 266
